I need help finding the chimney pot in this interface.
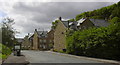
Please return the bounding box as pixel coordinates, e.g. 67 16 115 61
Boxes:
28 33 30 36
59 17 62 21
35 29 37 31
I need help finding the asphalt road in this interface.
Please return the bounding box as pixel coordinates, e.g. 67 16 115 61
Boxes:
22 50 116 65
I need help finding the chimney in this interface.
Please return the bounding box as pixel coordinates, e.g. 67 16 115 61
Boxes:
28 33 30 36
35 29 37 32
59 17 62 21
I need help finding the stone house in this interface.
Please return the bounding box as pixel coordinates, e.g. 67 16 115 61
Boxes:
28 34 34 50
32 29 54 50
76 18 109 30
54 17 74 51
22 34 31 50
77 18 94 30
38 31 49 50
53 17 109 52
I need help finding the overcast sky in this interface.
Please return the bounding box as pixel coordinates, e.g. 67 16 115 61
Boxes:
0 0 119 38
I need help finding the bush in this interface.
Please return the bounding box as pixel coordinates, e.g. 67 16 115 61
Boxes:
0 43 12 59
66 21 120 60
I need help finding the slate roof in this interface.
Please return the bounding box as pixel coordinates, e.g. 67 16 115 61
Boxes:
76 18 110 27
28 33 34 39
61 21 78 28
90 19 110 27
62 21 69 28
77 18 86 26
61 18 109 30
37 31 48 38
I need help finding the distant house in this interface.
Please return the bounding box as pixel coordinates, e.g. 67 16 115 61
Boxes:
32 29 53 50
22 34 31 49
38 30 48 50
76 18 109 30
28 34 34 50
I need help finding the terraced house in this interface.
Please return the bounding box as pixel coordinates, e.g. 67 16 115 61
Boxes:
53 17 109 52
77 18 109 30
54 17 77 51
22 34 32 50
32 29 54 50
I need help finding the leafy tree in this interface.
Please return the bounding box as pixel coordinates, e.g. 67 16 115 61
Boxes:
51 20 59 29
66 1 120 61
66 22 120 60
1 17 16 48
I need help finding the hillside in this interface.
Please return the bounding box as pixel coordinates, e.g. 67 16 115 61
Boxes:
75 1 120 21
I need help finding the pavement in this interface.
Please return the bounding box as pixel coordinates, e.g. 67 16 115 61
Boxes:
22 50 120 65
1 53 29 65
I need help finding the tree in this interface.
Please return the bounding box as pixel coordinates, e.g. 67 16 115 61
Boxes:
1 17 16 48
51 20 59 29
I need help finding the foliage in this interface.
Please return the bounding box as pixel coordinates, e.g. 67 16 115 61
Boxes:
0 43 12 59
1 17 16 48
51 20 59 29
66 16 120 60
75 1 120 21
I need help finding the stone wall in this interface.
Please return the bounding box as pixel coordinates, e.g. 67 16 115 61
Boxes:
22 36 31 49
54 20 67 51
47 30 54 49
33 31 39 50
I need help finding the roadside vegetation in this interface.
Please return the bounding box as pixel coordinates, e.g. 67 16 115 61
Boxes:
66 2 120 60
0 17 17 60
0 43 12 59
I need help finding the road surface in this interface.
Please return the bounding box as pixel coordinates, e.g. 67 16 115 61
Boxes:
22 50 116 65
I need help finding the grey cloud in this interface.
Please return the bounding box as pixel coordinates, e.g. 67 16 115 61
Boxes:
11 2 114 37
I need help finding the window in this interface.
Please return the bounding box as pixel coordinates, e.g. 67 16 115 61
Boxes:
40 45 42 47
50 40 52 43
43 45 46 49
40 40 42 42
43 40 46 43
61 32 64 34
45 35 48 38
